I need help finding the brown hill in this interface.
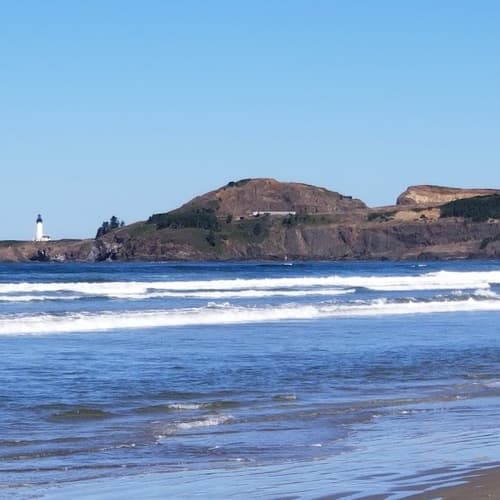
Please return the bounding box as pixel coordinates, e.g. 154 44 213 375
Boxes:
397 185 500 206
176 178 367 216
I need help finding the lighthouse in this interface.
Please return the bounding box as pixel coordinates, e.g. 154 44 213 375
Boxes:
35 214 50 242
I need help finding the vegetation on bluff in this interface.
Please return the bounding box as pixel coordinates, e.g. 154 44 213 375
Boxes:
367 211 396 222
225 179 252 188
148 207 220 231
440 195 500 222
145 205 273 251
96 216 125 238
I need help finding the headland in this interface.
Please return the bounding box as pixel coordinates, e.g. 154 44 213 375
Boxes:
1 179 499 262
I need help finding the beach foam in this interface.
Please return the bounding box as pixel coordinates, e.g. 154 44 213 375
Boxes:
0 270 498 301
156 415 233 439
0 295 499 335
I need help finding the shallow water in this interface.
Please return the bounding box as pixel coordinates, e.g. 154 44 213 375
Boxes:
0 260 500 498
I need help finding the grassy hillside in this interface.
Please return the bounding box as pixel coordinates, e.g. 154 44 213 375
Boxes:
440 194 500 222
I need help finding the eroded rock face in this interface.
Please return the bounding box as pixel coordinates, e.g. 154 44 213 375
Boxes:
0 240 95 263
396 185 500 206
5 217 497 262
221 220 500 261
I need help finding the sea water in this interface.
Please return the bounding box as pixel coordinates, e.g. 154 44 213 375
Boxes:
1 260 500 499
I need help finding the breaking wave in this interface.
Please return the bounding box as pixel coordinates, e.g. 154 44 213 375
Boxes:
155 415 233 439
136 401 240 414
0 269 498 302
0 288 355 303
1 294 499 335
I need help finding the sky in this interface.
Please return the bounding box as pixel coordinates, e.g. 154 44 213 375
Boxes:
1 1 499 240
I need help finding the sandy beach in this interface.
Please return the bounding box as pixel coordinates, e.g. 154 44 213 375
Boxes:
412 466 500 499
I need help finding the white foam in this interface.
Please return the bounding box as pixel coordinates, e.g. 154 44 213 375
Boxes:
0 294 82 302
484 380 500 388
0 282 356 300
0 269 498 301
176 415 232 430
1 296 499 335
167 403 202 410
473 288 499 298
156 415 232 439
146 287 356 300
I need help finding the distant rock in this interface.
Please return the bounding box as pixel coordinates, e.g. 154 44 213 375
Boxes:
397 185 500 206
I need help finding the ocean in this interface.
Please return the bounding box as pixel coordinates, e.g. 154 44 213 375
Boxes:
1 260 500 499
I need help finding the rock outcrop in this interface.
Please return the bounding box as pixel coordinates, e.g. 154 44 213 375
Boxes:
396 185 500 206
0 240 95 263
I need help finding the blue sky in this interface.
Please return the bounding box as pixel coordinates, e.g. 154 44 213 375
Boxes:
1 1 499 240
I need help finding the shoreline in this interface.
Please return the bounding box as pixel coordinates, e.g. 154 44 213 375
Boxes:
11 463 500 499
410 465 500 499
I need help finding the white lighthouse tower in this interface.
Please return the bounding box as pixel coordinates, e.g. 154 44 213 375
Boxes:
35 214 50 242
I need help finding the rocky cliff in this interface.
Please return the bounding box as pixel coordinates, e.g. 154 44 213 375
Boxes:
1 179 499 262
0 240 95 263
397 185 500 206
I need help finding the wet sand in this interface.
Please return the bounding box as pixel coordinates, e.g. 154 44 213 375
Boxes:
12 465 500 499
411 467 500 499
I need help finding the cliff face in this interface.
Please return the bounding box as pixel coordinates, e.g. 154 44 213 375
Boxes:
1 180 499 262
25 224 500 262
0 240 95 263
397 185 500 206
73 217 500 261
